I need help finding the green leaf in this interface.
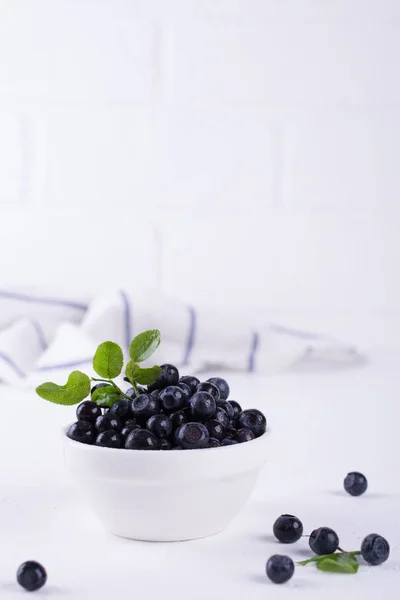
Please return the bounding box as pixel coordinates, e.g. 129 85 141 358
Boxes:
93 341 124 379
36 371 91 406
91 385 122 407
131 364 162 385
129 329 161 363
299 552 360 574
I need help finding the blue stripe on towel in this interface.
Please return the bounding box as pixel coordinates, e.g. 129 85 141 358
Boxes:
183 306 196 366
0 290 88 311
0 352 26 378
30 319 48 351
36 358 92 371
269 323 322 341
248 332 259 372
119 291 132 350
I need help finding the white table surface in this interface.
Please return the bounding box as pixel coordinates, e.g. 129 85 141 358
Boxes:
0 350 399 599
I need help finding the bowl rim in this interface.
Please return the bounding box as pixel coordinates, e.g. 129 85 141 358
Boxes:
63 423 269 456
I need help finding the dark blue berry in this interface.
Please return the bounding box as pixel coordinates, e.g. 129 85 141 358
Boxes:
151 389 160 399
109 399 131 419
95 430 123 448
214 407 230 428
205 419 226 441
237 409 266 437
344 472 368 496
159 438 171 450
179 375 200 394
131 394 160 420
149 363 179 391
235 428 255 443
67 421 95 445
170 408 190 429
177 382 192 401
273 515 303 543
95 414 122 433
190 392 216 420
172 446 183 450
147 414 173 438
125 429 159 450
196 381 220 400
361 534 390 565
223 425 237 439
175 423 209 449
266 555 294 584
159 386 186 412
228 400 242 420
91 382 109 394
221 438 238 446
125 387 137 398
207 437 221 448
207 377 230 400
17 561 47 592
216 400 234 422
309 527 339 555
121 423 141 439
76 400 102 422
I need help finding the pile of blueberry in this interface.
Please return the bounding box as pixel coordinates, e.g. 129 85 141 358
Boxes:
67 365 267 450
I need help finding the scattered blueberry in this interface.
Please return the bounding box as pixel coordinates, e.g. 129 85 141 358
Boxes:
149 363 179 391
216 400 234 422
109 399 131 419
147 414 173 438
221 438 239 446
175 423 209 449
237 409 266 437
95 430 123 448
273 514 303 543
177 382 192 401
207 438 221 448
196 381 220 400
361 534 390 565
228 400 242 420
95 414 122 433
207 377 230 400
17 561 47 592
125 429 159 450
67 421 95 445
214 406 230 428
205 419 226 441
344 472 368 496
131 394 160 420
235 428 255 443
159 386 186 412
179 375 200 394
309 527 339 555
190 392 217 420
266 555 294 584
76 401 102 423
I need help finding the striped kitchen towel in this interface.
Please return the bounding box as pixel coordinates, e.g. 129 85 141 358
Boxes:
0 287 365 388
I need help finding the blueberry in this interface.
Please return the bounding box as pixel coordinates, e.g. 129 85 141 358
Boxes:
151 389 160 399
207 438 221 448
121 423 141 439
109 399 131 419
17 561 47 592
125 387 137 398
224 425 237 439
205 419 226 441
67 421 95 445
76 401 102 423
214 407 230 428
190 392 217 420
172 446 183 450
149 363 179 391
159 386 186 412
237 409 266 437
177 382 192 401
235 428 255 443
221 438 239 446
159 438 171 450
207 377 230 400
266 555 294 584
196 381 220 400
131 394 160 420
95 430 123 448
125 429 159 450
309 527 339 555
344 472 368 496
229 400 242 420
175 423 209 449
273 514 303 544
216 400 234 422
95 414 122 433
147 414 173 438
361 534 390 565
91 382 109 394
170 408 190 429
179 375 200 394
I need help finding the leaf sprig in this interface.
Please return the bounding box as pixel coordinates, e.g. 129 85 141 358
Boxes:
298 551 361 574
36 329 161 407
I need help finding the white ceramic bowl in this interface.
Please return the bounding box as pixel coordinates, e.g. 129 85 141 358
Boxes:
63 428 268 542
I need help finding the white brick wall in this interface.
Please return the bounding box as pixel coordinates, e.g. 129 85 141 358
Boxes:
0 0 399 320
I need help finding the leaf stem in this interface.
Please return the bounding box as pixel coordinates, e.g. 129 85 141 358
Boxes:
91 377 133 402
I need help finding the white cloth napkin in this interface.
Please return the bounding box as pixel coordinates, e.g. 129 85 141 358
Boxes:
0 287 365 388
